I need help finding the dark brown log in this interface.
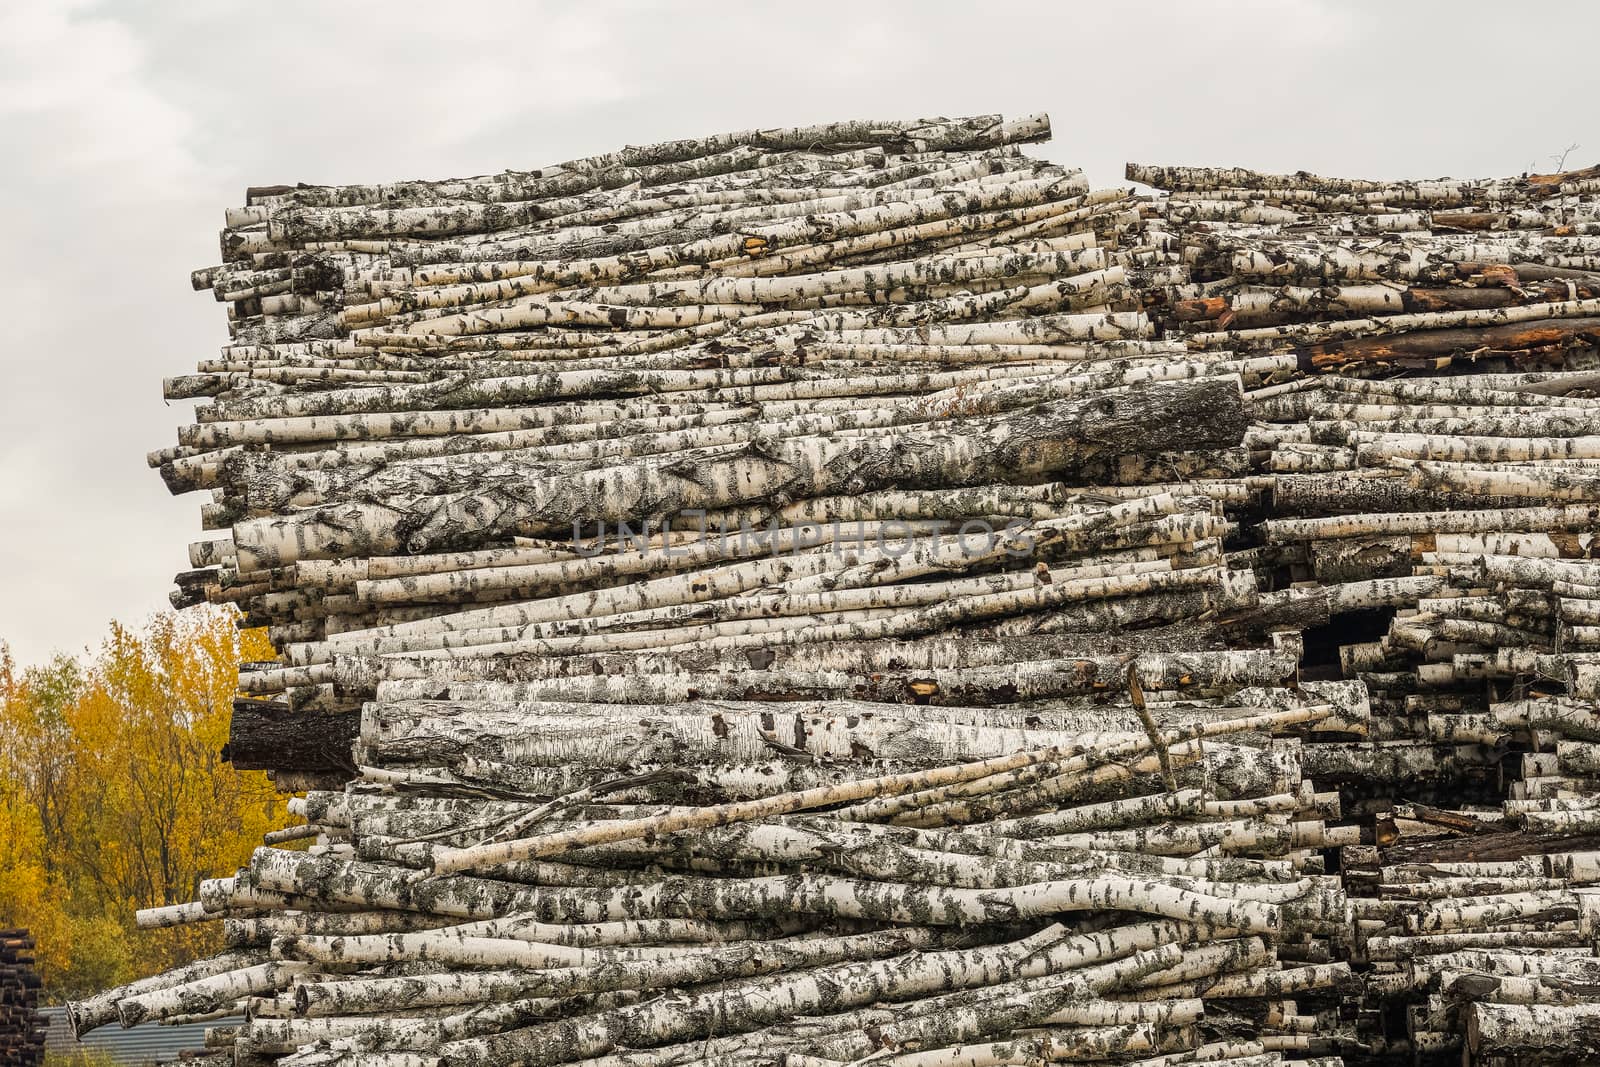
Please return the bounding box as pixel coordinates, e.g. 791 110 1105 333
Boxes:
224 700 358 773
1299 317 1600 369
1382 829 1600 865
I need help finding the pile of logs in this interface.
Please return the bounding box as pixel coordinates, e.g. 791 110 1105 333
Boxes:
1129 160 1600 1063
1 932 44 1067
77 113 1600 1063
97 671 1366 1067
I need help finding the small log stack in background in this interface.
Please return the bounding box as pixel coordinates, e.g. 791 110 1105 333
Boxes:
1 931 45 1067
66 113 1600 1064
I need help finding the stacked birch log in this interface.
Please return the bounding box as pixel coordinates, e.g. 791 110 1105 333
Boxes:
101 687 1364 1067
1 932 44 1067
1132 161 1600 1063
84 113 1600 1063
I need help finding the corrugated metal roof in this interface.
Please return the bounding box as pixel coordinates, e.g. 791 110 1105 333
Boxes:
39 1006 240 1065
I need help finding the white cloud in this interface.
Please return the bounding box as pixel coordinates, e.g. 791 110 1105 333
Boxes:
0 1 204 194
0 0 212 665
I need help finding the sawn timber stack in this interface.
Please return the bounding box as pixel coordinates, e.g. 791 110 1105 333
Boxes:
76 112 1600 1065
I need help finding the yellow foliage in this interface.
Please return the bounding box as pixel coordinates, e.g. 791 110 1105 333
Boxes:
44 1051 117 1067
0 607 286 996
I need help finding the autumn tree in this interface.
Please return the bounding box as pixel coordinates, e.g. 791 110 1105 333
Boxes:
0 608 284 996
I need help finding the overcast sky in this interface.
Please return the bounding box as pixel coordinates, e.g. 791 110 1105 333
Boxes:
1 0 1595 667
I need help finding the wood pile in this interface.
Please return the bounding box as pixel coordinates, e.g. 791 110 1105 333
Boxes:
1 931 45 1067
1129 160 1600 1064
69 112 1600 1063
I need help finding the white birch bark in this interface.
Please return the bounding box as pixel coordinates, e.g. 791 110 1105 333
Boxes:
230 375 1247 569
440 942 1180 1067
1468 1003 1600 1059
1263 504 1600 543
286 926 939 1015
116 962 312 1027
68 950 266 1035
